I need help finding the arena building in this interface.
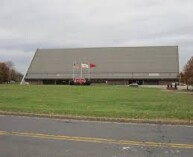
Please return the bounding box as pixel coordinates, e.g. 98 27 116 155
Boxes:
24 46 179 85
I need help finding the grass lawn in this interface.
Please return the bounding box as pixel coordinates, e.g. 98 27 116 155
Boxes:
0 85 193 121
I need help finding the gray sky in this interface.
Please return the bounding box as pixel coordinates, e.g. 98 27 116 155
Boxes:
0 0 193 74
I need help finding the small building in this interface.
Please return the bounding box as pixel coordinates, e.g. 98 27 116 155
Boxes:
25 46 179 85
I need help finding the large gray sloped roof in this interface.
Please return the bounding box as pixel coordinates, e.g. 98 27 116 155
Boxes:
25 46 179 80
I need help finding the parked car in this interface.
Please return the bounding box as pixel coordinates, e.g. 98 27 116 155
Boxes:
129 83 138 87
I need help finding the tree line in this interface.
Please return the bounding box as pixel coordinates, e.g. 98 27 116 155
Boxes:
0 61 23 83
180 56 193 90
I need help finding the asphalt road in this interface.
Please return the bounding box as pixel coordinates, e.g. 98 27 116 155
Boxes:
0 115 193 157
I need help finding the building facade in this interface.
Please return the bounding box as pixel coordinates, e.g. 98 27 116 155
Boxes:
25 46 179 85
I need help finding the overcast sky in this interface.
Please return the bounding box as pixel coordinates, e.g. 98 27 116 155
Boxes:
0 0 193 74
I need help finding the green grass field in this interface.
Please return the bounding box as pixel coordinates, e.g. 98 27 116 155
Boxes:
0 85 193 120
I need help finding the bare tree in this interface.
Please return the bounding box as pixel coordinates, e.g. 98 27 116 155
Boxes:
0 62 9 83
0 61 23 84
6 61 14 69
183 56 193 90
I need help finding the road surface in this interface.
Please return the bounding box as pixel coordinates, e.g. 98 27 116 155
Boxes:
0 115 193 157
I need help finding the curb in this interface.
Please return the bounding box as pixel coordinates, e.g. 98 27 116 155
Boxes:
0 111 193 126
